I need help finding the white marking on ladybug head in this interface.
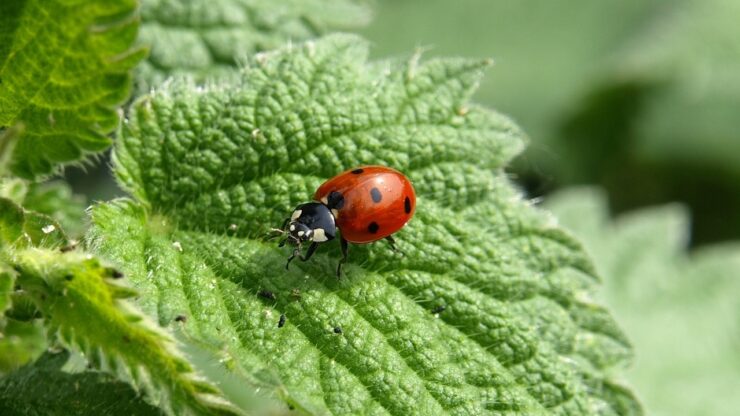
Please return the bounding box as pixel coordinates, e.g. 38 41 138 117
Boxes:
289 224 296 231
291 210 302 220
297 230 305 237
313 228 328 242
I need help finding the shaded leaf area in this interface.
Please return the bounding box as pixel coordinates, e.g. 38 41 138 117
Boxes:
0 197 240 415
0 319 46 374
0 350 163 416
89 35 639 415
546 188 740 416
137 0 372 92
0 0 145 179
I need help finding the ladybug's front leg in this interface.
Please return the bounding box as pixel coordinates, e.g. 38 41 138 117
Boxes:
285 242 319 270
385 235 400 253
336 237 349 278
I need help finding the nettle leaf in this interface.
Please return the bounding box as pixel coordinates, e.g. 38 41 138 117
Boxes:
0 0 145 179
0 350 163 416
90 35 639 414
9 248 241 415
546 188 740 416
137 0 372 92
0 198 239 415
22 181 87 239
0 179 87 239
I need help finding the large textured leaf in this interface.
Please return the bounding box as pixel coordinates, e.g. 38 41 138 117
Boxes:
137 0 372 92
89 34 639 414
546 188 740 416
0 350 163 416
0 0 145 179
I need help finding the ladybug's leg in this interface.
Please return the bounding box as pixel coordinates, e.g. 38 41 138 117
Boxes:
285 243 302 269
266 218 290 241
336 237 349 278
286 242 319 270
300 242 319 262
385 235 403 255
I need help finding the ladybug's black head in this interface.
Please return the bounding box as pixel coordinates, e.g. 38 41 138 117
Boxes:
284 202 336 245
287 221 314 243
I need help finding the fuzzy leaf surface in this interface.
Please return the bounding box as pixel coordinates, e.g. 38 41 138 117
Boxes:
0 197 240 415
91 35 638 415
137 0 372 92
0 350 164 416
0 0 145 178
547 188 740 416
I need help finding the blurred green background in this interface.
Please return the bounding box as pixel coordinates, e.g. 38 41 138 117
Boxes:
358 0 740 246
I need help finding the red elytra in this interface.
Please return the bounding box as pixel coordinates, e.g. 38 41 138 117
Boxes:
314 165 416 243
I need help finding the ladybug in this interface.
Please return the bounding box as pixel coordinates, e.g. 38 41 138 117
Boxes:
276 166 416 276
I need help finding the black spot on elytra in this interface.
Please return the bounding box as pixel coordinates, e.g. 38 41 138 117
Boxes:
351 168 364 174
370 187 382 203
404 196 412 214
368 222 379 234
327 191 345 209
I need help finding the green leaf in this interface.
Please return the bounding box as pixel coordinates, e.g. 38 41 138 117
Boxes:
137 0 372 92
0 196 68 250
90 35 639 414
0 197 239 414
0 197 24 248
8 247 241 415
0 179 88 239
0 350 164 416
0 0 146 179
546 188 740 416
22 181 87 239
0 318 46 374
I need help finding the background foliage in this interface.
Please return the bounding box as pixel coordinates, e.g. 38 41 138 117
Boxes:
360 0 740 244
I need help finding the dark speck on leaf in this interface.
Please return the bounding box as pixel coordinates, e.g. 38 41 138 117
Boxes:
258 290 276 300
432 305 446 314
175 315 187 323
64 274 74 281
111 270 124 279
333 326 343 334
278 314 286 328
